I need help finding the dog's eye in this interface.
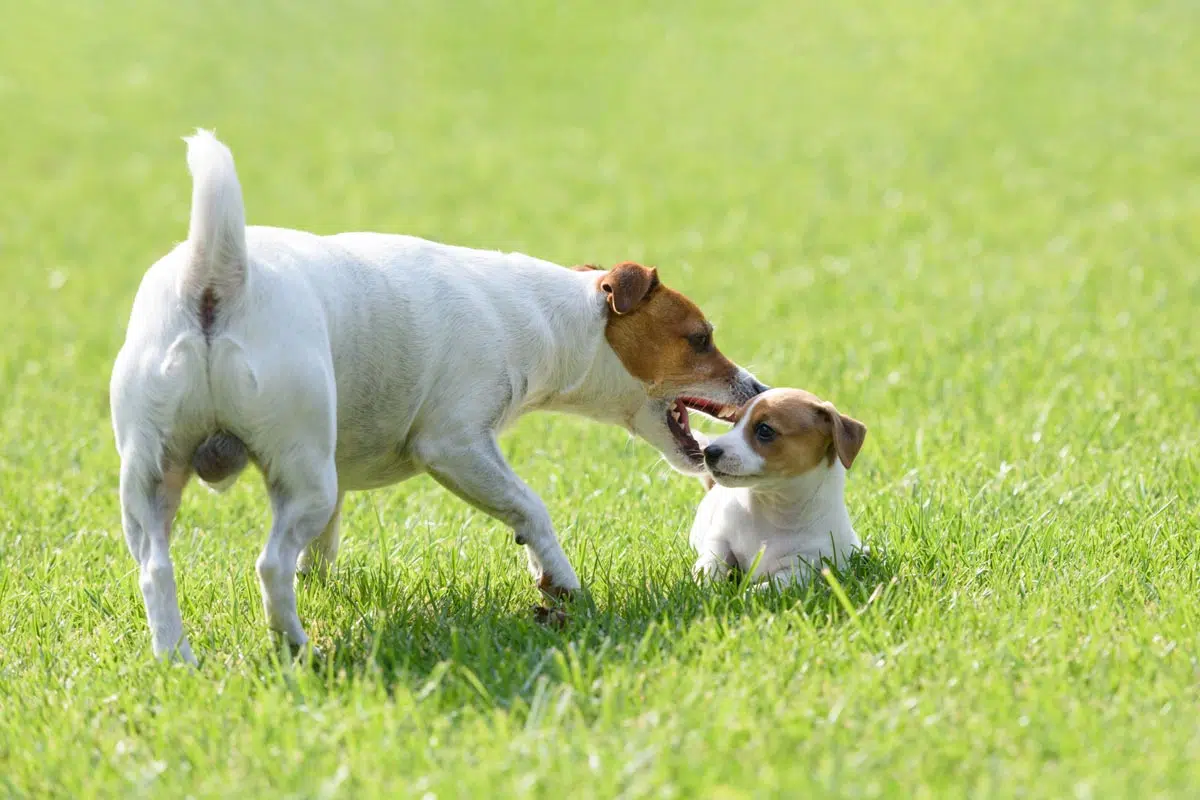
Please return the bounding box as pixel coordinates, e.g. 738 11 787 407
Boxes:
687 331 712 353
754 422 776 443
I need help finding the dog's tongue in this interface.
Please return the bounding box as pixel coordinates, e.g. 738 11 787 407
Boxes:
674 399 691 433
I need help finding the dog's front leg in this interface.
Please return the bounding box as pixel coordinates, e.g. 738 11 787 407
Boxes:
417 434 581 597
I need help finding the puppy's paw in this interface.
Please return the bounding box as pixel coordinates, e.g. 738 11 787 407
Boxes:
692 553 734 585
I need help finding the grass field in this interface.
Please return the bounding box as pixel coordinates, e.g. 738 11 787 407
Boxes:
2 0 1199 796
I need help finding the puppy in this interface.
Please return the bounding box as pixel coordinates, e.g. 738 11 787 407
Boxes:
110 131 765 662
689 388 867 589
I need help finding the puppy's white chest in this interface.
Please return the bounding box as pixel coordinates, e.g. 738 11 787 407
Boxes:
691 486 859 580
706 494 794 570
690 490 768 569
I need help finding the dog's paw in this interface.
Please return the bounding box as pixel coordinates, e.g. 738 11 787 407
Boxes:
269 631 326 667
295 561 332 583
295 641 325 660
531 604 570 628
536 572 577 602
157 639 199 667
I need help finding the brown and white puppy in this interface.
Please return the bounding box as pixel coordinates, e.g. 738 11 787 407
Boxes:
689 388 867 589
110 131 765 662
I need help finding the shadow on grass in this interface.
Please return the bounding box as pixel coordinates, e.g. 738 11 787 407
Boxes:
281 548 900 712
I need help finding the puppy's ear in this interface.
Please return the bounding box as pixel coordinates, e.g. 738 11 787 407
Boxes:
820 404 867 469
600 262 659 315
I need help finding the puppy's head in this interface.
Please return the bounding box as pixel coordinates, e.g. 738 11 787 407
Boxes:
702 388 866 488
581 262 767 474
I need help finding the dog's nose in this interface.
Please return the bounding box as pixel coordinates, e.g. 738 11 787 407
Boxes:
703 444 724 465
751 379 770 396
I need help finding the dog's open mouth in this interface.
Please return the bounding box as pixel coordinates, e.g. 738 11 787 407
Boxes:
667 397 739 462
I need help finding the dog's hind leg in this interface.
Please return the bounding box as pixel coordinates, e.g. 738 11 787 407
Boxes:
416 434 581 598
256 455 339 651
119 458 195 664
296 491 344 579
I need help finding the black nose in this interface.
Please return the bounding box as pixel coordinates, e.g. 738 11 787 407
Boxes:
751 379 770 396
703 444 724 464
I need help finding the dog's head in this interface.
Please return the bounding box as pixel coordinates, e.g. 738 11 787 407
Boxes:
583 262 767 474
701 388 866 487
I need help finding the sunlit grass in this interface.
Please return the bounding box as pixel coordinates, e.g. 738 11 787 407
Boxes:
1 0 1198 796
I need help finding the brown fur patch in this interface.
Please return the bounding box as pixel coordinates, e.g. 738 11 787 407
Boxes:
597 263 739 395
745 390 867 475
538 571 575 600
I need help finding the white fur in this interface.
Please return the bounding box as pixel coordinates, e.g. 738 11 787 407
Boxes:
689 399 861 589
110 131 762 662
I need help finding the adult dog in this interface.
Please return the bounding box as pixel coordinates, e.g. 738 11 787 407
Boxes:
110 131 765 662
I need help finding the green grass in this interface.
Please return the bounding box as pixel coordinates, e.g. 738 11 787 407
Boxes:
2 0 1198 796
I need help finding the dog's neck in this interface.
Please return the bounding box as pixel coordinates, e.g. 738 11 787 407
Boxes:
746 462 850 535
523 273 648 424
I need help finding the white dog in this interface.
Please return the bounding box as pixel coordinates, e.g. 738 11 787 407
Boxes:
109 131 765 662
689 388 866 589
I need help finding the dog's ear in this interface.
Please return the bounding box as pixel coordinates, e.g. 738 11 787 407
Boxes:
600 262 659 315
820 404 867 469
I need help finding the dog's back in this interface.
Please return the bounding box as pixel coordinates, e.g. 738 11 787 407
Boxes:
113 133 610 494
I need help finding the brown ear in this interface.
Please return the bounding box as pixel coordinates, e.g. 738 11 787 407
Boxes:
821 404 867 469
600 262 659 315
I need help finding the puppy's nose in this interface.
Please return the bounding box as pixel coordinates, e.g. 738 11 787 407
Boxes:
703 444 724 465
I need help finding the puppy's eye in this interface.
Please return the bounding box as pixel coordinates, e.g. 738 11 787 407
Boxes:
687 331 713 353
754 422 776 443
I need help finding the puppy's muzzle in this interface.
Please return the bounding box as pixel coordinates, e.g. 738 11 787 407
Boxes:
703 444 724 468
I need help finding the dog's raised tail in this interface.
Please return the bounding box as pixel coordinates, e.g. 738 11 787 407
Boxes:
181 130 247 310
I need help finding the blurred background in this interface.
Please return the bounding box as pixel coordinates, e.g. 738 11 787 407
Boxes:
3 0 1196 523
